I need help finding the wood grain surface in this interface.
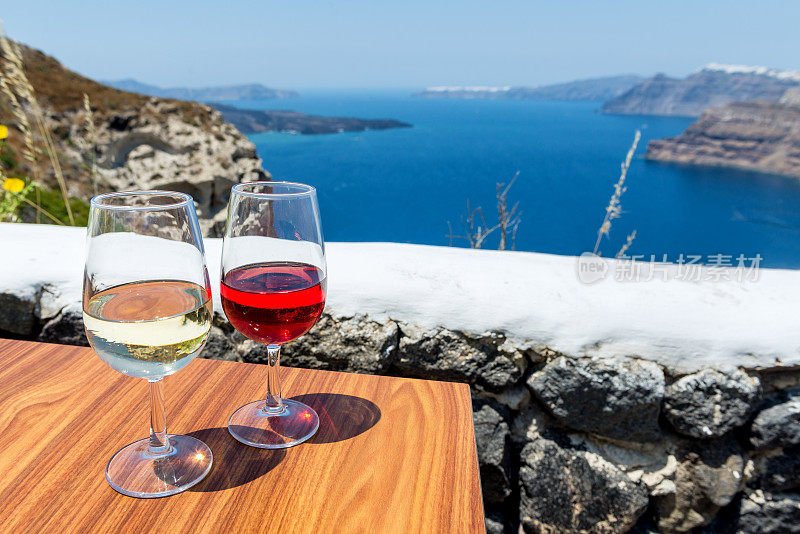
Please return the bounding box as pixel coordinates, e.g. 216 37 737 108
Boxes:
0 339 484 533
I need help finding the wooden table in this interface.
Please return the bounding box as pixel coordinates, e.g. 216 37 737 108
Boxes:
0 339 483 533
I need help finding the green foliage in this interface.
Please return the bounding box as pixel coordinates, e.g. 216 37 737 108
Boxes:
0 142 17 170
26 184 89 225
0 179 89 226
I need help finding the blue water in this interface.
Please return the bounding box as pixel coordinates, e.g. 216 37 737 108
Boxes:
233 90 800 268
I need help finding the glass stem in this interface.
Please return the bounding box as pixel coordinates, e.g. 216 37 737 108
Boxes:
147 378 171 456
263 343 284 413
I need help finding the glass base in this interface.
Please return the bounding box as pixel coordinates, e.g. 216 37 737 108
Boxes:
228 399 320 449
105 435 213 498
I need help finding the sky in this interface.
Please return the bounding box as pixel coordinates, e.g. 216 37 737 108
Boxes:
2 1 799 89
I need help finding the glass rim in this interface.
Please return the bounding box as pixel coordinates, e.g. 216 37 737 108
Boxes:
89 190 194 211
232 180 316 199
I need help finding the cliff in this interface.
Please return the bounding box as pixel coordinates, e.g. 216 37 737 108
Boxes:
414 75 643 101
212 103 412 135
0 43 269 234
602 64 800 117
104 79 299 100
645 91 800 179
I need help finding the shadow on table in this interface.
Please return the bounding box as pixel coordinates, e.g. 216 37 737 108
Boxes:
289 393 381 444
184 426 285 492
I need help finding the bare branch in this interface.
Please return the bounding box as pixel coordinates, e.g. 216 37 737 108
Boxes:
496 172 521 250
448 172 522 250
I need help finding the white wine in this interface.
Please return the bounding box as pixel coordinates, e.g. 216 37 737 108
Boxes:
83 280 212 378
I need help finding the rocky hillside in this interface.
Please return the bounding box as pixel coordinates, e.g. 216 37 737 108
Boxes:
645 89 800 179
0 43 269 234
414 75 643 101
602 64 800 117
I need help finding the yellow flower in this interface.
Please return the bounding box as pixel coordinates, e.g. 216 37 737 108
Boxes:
0 125 7 140
2 178 25 193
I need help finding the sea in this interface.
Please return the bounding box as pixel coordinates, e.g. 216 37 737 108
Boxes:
229 89 800 269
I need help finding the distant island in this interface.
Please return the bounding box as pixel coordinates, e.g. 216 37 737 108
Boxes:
413 75 644 102
103 79 299 101
212 103 412 135
602 64 800 117
104 79 411 135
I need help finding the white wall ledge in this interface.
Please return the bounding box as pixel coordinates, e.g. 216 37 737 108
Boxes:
2 222 798 372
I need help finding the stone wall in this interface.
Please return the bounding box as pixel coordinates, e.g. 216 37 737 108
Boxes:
5 301 799 534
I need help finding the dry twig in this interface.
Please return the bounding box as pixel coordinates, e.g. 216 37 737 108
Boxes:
616 230 637 258
447 172 522 250
592 130 640 256
496 171 522 251
82 93 98 195
0 28 74 224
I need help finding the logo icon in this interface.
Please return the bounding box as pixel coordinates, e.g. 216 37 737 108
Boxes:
576 252 608 284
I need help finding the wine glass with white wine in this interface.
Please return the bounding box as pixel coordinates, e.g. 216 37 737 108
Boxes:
82 191 213 498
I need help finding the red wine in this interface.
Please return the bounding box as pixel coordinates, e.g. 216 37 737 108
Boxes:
221 262 327 344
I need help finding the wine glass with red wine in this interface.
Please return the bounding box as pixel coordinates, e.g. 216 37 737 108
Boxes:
221 181 326 448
